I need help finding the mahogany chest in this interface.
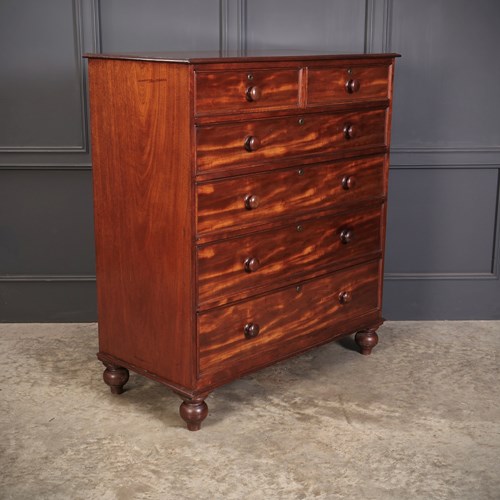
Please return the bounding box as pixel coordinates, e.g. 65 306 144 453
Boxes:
86 51 399 430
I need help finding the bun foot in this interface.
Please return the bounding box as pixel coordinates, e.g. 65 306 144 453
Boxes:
180 398 209 431
355 329 379 355
103 364 129 394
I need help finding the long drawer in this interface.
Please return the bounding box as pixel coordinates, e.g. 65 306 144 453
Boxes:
198 260 380 375
197 206 382 307
196 108 387 171
197 155 385 234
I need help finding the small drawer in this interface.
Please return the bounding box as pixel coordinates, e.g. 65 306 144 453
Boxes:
195 69 300 115
197 206 382 307
308 65 389 106
198 260 380 375
196 109 387 171
197 155 385 234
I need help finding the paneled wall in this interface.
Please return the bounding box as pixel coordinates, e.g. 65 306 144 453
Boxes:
1 0 499 321
384 0 500 319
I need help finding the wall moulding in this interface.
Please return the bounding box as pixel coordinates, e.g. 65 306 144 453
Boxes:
0 275 96 283
0 0 100 155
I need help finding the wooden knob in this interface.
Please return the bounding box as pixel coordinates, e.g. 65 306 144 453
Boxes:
341 175 356 190
338 291 352 304
244 323 260 339
244 257 260 273
343 124 355 140
246 86 261 102
244 135 260 152
345 79 360 93
340 228 353 244
244 194 260 210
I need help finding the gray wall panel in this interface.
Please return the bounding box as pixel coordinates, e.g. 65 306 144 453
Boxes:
247 0 366 52
0 281 96 322
0 0 86 151
385 168 499 274
383 0 500 319
390 0 500 149
99 0 220 52
0 170 95 275
383 279 500 321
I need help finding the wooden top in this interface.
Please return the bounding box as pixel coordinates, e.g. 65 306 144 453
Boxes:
84 50 400 64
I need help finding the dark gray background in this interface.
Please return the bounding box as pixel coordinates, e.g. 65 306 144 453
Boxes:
1 0 499 321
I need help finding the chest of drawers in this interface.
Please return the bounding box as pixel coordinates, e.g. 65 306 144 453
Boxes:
86 51 399 431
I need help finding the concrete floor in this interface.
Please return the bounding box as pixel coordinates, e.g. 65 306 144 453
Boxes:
1 321 499 500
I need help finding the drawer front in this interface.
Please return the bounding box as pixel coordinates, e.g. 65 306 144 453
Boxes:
197 206 382 307
196 69 300 115
197 155 385 234
198 260 380 374
308 65 389 106
196 109 387 171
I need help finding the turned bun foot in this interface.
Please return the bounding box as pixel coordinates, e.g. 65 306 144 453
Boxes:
355 329 379 355
103 364 129 394
180 398 209 431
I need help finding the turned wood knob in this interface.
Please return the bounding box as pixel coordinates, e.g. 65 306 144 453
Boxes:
246 85 261 102
244 135 260 152
244 194 260 210
339 228 353 244
342 175 356 190
338 291 352 304
244 322 260 339
343 124 355 140
345 79 360 94
244 257 260 273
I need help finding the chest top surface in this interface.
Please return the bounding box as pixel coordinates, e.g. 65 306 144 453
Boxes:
84 50 400 64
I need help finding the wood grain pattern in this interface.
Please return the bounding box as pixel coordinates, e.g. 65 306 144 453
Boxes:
194 100 390 127
88 59 195 388
308 65 389 106
196 69 300 115
198 260 380 375
196 108 387 171
197 155 385 235
198 308 382 390
197 206 382 308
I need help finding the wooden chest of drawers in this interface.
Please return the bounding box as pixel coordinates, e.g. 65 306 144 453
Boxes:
86 51 399 430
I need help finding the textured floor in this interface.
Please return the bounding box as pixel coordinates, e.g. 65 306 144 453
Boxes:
1 322 499 500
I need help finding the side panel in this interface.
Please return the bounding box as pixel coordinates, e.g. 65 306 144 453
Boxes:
88 59 194 388
379 60 396 310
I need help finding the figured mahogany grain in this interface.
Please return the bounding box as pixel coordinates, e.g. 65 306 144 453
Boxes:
88 59 195 388
197 206 382 308
197 155 385 234
308 65 389 105
196 69 300 115
198 260 380 375
196 108 387 171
